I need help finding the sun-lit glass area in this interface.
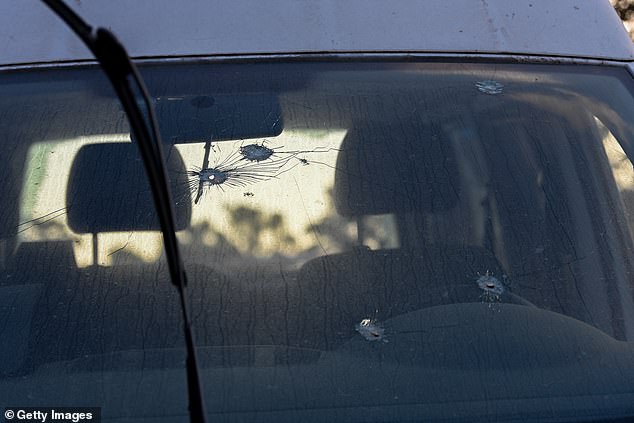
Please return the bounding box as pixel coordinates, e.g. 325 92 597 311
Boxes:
18 129 352 267
3 61 634 421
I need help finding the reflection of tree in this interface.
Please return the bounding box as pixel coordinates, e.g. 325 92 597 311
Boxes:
612 0 634 40
177 185 399 270
178 208 297 265
178 220 240 263
228 206 296 255
310 213 395 251
304 188 396 252
183 220 236 251
309 214 357 251
613 0 634 21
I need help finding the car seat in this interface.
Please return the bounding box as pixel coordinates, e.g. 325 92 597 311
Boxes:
295 122 507 349
16 142 200 372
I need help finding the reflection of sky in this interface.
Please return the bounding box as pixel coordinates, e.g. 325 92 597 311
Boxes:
19 130 347 267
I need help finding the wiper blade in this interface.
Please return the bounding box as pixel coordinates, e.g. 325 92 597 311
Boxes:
40 1 207 421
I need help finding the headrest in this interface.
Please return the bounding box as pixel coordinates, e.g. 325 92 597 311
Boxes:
66 143 191 233
334 123 460 216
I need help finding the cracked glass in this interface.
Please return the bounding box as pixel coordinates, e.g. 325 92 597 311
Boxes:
2 61 634 422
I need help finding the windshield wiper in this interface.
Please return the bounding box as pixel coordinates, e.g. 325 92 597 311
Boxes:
40 1 207 421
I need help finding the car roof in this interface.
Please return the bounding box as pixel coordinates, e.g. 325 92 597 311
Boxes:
2 0 633 67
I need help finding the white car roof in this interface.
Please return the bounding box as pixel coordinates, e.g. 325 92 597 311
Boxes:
2 0 633 67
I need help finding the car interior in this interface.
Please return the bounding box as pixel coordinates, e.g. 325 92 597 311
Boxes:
1 62 634 391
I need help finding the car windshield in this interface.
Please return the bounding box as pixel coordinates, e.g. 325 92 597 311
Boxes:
2 61 634 422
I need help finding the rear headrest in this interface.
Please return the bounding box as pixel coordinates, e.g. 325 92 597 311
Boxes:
66 143 191 233
334 123 460 216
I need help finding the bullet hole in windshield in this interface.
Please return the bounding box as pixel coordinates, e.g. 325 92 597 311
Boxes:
476 273 505 304
187 141 340 204
192 167 228 185
475 80 504 95
240 143 276 162
187 159 280 203
239 141 340 165
355 317 388 343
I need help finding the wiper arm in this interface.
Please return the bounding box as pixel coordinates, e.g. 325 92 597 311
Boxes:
40 1 207 421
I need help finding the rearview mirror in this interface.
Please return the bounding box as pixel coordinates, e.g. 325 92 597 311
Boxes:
154 93 283 143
